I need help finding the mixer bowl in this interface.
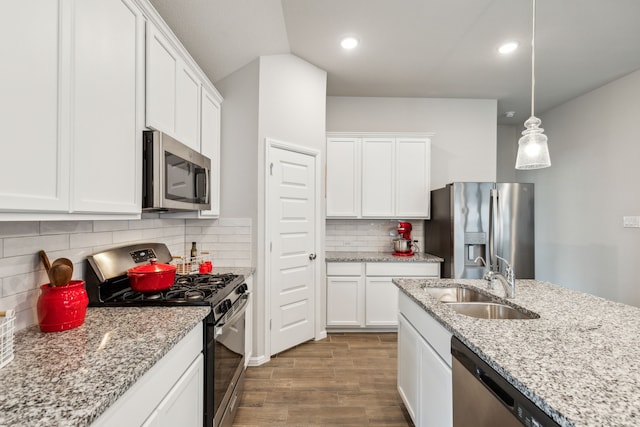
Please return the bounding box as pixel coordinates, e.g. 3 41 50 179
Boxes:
393 239 413 253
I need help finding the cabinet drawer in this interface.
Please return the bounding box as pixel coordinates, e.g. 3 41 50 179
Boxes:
326 262 363 276
365 262 439 277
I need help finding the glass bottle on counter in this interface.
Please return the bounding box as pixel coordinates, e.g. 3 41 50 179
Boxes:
190 242 198 261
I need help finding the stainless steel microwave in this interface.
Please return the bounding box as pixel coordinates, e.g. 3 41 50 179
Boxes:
142 130 211 212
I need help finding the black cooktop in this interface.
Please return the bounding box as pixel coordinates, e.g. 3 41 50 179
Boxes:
87 272 244 308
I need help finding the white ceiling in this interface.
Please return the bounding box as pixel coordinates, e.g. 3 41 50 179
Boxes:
149 0 640 125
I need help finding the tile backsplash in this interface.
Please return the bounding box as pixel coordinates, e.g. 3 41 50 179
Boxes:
0 216 252 331
326 219 425 253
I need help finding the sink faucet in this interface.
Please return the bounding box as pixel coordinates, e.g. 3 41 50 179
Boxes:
474 255 516 298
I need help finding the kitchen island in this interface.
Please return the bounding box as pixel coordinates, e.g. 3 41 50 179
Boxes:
0 305 210 426
394 278 640 427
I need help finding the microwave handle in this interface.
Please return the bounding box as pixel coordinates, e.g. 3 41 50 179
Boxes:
194 166 209 203
204 167 210 203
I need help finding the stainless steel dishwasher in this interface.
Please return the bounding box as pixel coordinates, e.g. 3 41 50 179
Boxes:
451 337 560 427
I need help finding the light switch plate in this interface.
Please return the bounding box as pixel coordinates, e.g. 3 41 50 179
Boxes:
623 216 640 228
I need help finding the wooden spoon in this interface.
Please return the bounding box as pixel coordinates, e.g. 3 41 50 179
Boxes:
39 250 52 271
52 257 73 271
49 263 73 287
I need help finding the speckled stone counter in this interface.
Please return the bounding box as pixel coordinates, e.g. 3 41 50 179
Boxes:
326 251 443 263
394 278 640 427
0 306 210 427
210 266 255 277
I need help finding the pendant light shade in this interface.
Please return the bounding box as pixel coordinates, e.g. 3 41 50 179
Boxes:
516 116 550 169
516 0 551 170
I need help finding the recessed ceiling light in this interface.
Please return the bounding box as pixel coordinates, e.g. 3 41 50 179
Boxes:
340 36 359 50
498 42 519 54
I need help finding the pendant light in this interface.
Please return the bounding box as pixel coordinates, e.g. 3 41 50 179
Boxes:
515 0 551 169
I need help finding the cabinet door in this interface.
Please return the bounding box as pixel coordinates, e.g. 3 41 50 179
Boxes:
175 62 200 151
142 353 204 427
419 339 453 427
396 137 431 218
365 277 398 326
0 1 69 212
361 138 395 217
397 314 419 424
72 0 142 214
146 22 177 134
326 276 364 327
326 138 360 217
200 87 221 217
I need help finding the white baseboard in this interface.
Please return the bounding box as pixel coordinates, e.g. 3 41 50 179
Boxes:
248 354 270 366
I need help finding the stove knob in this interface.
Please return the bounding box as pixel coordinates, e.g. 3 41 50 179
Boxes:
218 299 232 314
236 284 247 295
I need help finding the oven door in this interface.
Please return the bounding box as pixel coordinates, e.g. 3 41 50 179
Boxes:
210 294 248 427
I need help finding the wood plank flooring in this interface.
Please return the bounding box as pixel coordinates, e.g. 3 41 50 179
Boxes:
233 333 414 426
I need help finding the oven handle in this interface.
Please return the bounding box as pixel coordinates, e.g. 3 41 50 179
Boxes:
215 292 250 338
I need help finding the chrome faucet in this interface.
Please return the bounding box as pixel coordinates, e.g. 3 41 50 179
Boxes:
474 255 516 298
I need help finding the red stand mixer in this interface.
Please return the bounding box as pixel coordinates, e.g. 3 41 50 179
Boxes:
393 221 418 256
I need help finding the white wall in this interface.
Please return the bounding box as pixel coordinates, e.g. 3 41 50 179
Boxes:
326 97 498 189
257 54 327 359
496 125 518 182
217 54 327 363
217 59 260 220
503 69 640 306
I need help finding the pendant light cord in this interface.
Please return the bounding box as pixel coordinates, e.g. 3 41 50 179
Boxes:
530 0 536 117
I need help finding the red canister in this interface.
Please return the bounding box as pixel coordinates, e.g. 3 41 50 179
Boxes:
37 280 89 333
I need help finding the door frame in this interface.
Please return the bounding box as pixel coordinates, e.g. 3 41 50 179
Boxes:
264 138 325 359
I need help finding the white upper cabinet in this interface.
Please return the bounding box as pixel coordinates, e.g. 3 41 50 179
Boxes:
142 2 224 219
0 0 143 218
326 138 360 217
0 1 69 213
396 137 431 218
1 0 221 220
199 86 222 217
326 133 432 219
174 64 201 151
362 137 395 217
146 23 177 137
146 22 201 152
72 0 143 214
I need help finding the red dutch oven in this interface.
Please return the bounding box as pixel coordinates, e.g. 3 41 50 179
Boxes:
127 259 177 293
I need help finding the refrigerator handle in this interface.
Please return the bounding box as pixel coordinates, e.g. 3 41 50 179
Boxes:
489 188 499 271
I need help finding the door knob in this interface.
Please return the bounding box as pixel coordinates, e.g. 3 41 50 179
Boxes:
309 253 317 260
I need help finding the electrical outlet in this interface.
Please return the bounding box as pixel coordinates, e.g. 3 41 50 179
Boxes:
623 216 640 228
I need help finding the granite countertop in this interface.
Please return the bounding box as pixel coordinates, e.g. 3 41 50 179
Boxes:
210 266 255 277
0 306 210 427
394 278 640 427
326 251 443 263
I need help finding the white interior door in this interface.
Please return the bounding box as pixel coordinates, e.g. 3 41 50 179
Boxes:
269 144 317 355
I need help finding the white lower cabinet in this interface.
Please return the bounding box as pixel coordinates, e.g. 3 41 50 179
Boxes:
142 354 203 427
398 291 453 427
365 277 399 326
91 323 203 427
326 262 440 329
397 314 420 421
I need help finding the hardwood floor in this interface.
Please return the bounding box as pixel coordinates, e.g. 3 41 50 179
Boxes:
233 333 414 426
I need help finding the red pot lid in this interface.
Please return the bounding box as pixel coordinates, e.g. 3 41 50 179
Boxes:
127 259 176 274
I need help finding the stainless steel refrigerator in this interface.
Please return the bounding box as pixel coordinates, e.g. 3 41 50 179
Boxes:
425 182 534 279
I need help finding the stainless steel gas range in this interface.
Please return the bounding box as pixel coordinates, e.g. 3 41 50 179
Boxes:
85 243 249 427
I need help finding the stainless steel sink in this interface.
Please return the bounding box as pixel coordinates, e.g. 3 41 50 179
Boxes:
445 302 539 320
423 286 493 303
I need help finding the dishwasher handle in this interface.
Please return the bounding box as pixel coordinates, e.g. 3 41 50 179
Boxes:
476 367 515 409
